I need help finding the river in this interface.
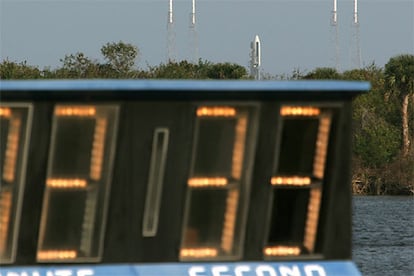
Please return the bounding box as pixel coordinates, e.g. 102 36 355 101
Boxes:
352 196 414 275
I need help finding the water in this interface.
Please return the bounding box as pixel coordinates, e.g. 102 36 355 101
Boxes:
353 196 414 276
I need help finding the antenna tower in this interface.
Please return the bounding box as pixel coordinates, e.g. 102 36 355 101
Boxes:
167 0 176 62
351 0 362 69
330 0 340 71
189 0 199 63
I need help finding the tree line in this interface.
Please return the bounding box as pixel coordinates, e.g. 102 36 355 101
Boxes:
300 61 413 195
1 41 413 195
0 42 248 80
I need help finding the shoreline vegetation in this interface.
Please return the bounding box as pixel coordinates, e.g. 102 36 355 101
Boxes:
1 42 413 195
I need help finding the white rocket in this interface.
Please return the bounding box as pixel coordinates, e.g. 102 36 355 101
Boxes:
252 35 261 68
250 35 261 80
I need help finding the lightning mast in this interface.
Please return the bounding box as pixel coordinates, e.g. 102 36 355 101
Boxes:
352 0 362 68
167 0 176 62
189 0 199 63
331 0 340 71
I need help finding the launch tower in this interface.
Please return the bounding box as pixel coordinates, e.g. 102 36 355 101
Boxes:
331 0 340 71
189 0 199 63
351 0 362 68
167 0 176 62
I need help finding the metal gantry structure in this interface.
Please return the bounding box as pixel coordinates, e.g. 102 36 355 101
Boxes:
167 0 199 63
167 0 176 62
189 0 199 63
352 0 362 69
165 0 362 72
330 0 363 71
331 0 340 71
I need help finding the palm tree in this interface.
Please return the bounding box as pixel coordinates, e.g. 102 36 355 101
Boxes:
384 54 414 157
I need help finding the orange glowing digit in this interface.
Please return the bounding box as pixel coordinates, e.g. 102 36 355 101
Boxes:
0 191 12 254
280 106 320 117
55 106 96 117
37 250 77 260
180 248 218 258
271 176 311 186
0 108 12 118
196 107 236 117
37 105 118 261
187 177 228 187
264 246 301 256
90 118 107 181
46 178 87 189
3 117 21 182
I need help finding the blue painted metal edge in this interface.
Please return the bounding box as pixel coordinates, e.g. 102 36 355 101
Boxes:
0 261 361 275
0 79 370 93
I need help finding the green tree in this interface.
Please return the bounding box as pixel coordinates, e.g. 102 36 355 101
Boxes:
343 63 413 194
148 60 200 79
147 60 248 80
384 54 414 157
303 67 340 80
0 60 42 79
353 108 400 168
205 62 248 79
350 68 399 172
57 52 99 78
343 65 397 194
101 41 139 75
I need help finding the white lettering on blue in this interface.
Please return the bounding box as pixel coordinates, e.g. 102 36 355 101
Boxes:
255 265 277 276
53 270 72 276
186 264 327 276
188 266 206 276
76 270 93 276
0 269 94 276
234 265 250 276
212 266 231 276
1 264 329 276
304 265 326 276
279 265 300 276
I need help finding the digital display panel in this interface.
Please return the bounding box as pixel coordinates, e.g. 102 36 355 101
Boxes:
181 105 257 260
0 105 32 264
37 105 118 262
265 106 332 257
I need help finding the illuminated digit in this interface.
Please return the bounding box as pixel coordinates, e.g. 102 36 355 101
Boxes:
265 105 333 257
37 105 118 262
0 104 32 264
180 105 257 260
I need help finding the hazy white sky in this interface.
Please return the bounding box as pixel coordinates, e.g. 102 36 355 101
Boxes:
1 0 413 76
